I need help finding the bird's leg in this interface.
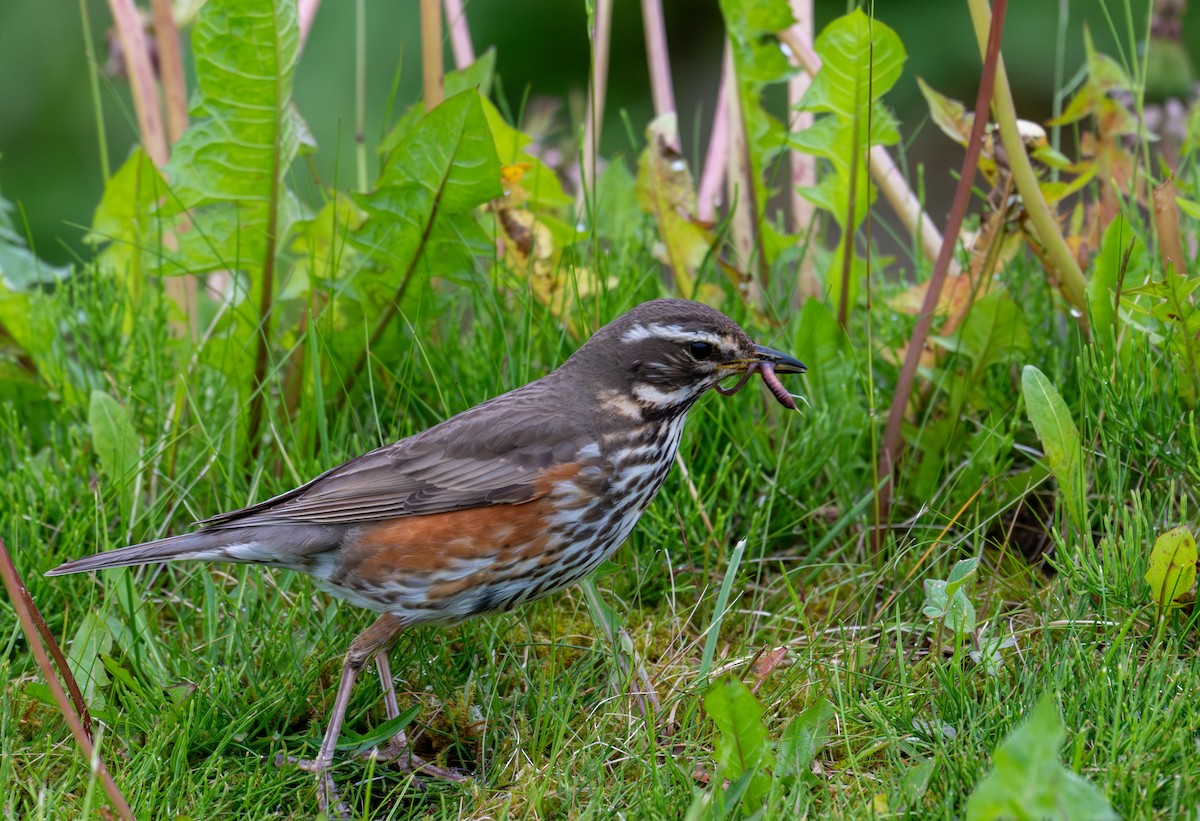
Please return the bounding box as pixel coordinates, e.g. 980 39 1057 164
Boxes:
367 652 467 781
277 614 406 819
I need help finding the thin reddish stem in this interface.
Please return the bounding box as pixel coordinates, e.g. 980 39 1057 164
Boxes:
0 539 134 820
874 0 1008 544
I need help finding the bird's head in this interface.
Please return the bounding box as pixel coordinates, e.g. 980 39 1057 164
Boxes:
568 298 806 420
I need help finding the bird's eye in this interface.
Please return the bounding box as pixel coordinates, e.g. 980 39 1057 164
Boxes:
689 341 715 360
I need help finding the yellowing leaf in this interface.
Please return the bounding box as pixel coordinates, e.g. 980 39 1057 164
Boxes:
494 204 610 336
636 114 713 299
917 76 973 147
1144 526 1197 609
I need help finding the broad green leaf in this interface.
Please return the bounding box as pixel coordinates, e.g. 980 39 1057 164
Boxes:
704 676 775 809
922 578 977 636
778 695 834 777
923 558 979 636
902 758 937 804
966 694 1117 821
594 158 641 249
944 557 979 598
87 148 167 301
1088 215 1146 353
65 613 113 709
1144 526 1197 608
445 47 497 98
800 10 905 116
88 390 140 485
480 96 570 209
1021 366 1086 532
934 291 1032 373
0 194 62 403
0 194 69 290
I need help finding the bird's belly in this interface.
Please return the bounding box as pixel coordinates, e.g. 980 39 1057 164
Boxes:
304 455 673 625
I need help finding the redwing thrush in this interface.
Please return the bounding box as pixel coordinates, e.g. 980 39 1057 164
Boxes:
47 298 804 813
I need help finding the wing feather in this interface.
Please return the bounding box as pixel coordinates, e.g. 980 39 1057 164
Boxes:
198 378 596 529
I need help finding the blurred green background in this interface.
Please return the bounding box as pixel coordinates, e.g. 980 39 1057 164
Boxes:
1 0 1195 266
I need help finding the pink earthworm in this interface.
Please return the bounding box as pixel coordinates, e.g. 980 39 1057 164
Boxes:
714 363 798 410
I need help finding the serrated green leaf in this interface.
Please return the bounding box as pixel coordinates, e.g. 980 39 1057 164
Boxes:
966 694 1117 821
343 91 498 348
163 0 303 272
1144 526 1197 608
1021 366 1086 532
704 676 775 809
788 9 905 309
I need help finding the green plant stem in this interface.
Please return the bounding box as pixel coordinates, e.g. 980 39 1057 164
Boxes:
356 0 368 192
78 0 110 180
966 0 1091 340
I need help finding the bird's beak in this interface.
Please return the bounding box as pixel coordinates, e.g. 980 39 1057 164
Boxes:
752 344 806 374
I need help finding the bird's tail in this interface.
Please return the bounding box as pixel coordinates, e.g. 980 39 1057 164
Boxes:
45 531 234 576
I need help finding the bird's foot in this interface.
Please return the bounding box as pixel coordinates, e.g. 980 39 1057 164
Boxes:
274 752 351 820
275 734 467 820
364 733 469 782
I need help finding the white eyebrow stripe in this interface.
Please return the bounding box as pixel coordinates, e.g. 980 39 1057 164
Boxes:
621 322 726 346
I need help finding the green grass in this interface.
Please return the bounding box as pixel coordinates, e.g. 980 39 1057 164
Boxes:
2 251 1198 820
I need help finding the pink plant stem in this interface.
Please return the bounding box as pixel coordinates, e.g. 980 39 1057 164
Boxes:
443 0 475 69
723 45 764 308
697 43 731 224
641 0 677 149
786 0 815 235
107 0 168 166
149 0 188 143
580 0 613 209
298 0 321 48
